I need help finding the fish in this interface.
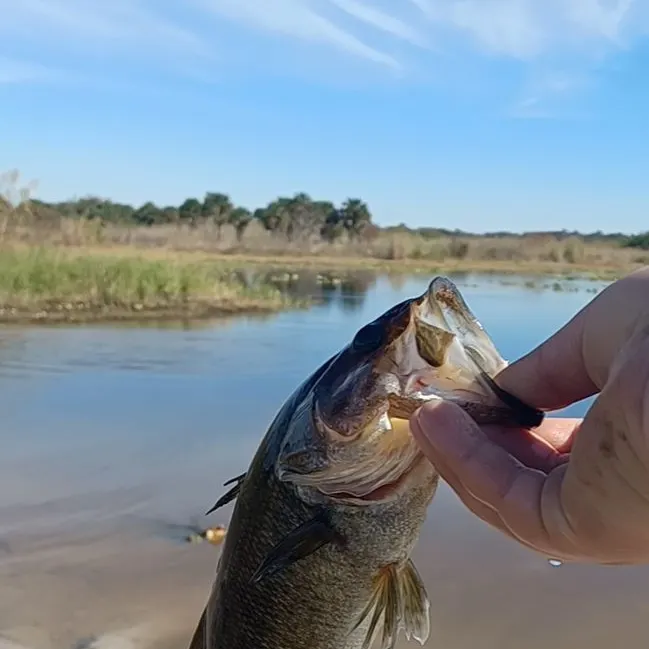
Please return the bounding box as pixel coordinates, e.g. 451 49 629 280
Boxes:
188 276 544 649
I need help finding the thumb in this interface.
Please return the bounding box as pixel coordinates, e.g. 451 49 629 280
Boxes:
410 399 535 504
410 399 560 555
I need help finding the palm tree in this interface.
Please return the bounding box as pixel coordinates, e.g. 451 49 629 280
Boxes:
340 198 372 241
285 192 314 241
178 198 202 227
202 192 232 239
259 197 292 238
228 207 253 242
134 201 162 226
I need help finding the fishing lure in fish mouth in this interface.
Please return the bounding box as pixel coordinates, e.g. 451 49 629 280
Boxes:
196 276 544 649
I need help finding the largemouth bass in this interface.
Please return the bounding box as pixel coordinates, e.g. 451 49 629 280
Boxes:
188 276 543 649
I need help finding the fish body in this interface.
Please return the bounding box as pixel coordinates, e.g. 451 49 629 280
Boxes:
189 277 543 649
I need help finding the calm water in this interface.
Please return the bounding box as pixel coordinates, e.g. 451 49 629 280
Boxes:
0 272 647 649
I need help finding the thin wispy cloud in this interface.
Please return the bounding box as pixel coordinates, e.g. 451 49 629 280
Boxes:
327 0 430 48
408 0 639 57
0 0 213 72
0 0 646 108
509 70 592 118
195 0 402 69
0 57 70 85
565 0 634 42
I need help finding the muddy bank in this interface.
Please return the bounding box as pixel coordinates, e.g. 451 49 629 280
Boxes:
0 301 301 325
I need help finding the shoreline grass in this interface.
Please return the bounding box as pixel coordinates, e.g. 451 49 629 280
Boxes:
0 240 631 325
0 247 305 324
189 251 631 280
39 243 635 281
2 168 647 288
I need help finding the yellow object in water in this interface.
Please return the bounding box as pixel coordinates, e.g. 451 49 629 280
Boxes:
186 526 227 546
203 526 227 545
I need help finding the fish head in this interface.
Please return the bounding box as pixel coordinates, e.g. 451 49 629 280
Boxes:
276 276 543 508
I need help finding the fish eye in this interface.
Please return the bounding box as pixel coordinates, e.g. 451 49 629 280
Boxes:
352 321 384 353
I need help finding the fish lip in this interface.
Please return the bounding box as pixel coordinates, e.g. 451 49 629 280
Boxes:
386 389 440 422
397 277 544 429
388 380 543 429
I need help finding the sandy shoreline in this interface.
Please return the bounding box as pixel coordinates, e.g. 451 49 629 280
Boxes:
3 488 649 649
0 521 219 649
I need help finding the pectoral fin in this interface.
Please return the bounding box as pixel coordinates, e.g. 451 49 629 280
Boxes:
354 560 430 649
250 511 344 585
205 472 246 516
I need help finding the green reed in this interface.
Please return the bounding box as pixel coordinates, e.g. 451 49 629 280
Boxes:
0 247 298 317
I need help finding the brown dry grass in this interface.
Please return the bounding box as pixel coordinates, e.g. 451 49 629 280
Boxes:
0 168 644 283
1 218 637 281
0 218 642 281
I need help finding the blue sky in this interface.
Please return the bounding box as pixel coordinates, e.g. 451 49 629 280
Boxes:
1 0 648 233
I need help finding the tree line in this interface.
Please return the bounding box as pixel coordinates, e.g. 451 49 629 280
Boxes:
2 177 646 249
20 191 375 243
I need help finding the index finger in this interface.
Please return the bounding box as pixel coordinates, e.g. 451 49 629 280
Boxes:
496 268 649 410
495 307 596 411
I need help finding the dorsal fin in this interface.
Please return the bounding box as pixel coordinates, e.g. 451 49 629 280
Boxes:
353 560 430 649
205 472 246 516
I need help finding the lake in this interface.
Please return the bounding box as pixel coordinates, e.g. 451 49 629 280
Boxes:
0 271 647 649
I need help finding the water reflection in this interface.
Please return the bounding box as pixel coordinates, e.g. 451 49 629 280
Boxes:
0 271 635 649
259 268 377 312
249 267 608 316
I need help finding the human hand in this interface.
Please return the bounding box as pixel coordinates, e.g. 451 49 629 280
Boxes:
410 267 649 564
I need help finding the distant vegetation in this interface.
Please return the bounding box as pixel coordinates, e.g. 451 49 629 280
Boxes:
0 246 301 323
0 168 374 245
1 168 649 283
622 232 649 251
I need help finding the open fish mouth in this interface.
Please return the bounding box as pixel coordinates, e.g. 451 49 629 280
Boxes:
384 277 543 428
277 276 544 507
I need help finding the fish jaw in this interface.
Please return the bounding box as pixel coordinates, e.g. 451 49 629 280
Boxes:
313 452 437 507
277 414 437 508
384 276 543 428
276 276 543 510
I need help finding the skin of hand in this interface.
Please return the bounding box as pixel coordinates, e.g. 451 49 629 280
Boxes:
410 267 649 565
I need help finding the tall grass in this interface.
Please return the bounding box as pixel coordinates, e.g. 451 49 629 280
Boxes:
1 166 646 279
1 169 645 285
0 247 299 321
5 219 643 273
